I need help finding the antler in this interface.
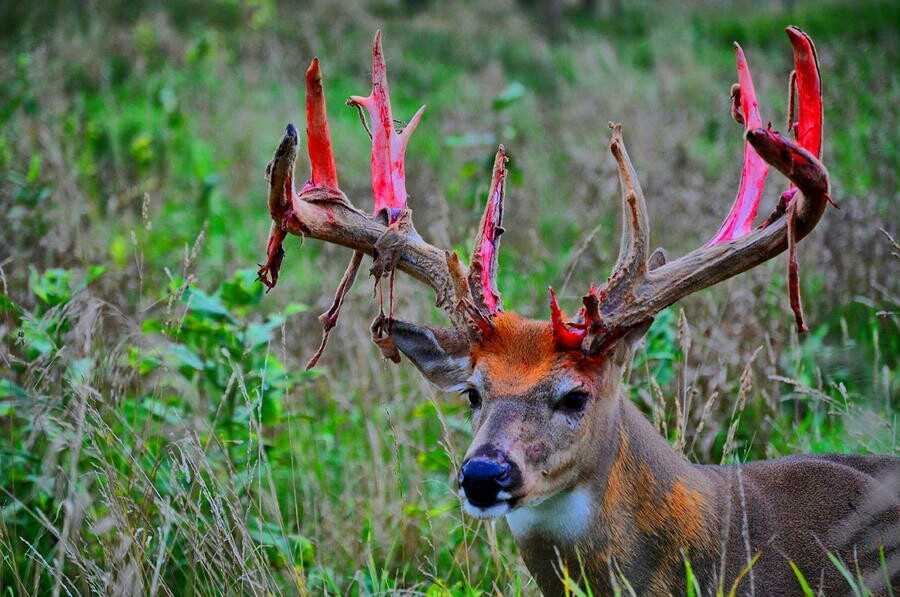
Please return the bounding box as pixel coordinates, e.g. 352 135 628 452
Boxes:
469 146 508 318
259 32 508 366
261 27 831 366
552 27 831 353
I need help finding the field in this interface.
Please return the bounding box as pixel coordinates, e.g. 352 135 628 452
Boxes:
1 0 897 594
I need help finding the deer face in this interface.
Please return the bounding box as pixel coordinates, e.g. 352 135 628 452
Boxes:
391 312 633 519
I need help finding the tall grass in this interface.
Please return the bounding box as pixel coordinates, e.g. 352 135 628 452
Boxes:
1 1 897 593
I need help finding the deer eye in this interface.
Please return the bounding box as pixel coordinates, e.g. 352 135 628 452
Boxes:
462 388 482 410
555 390 589 414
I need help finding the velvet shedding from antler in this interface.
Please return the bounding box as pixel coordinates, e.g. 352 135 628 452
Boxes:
468 146 508 319
348 30 425 225
258 31 511 366
258 26 832 368
706 43 768 245
550 26 830 352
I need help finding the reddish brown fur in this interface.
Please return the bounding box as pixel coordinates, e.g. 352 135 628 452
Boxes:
598 427 713 592
470 312 560 395
471 312 605 396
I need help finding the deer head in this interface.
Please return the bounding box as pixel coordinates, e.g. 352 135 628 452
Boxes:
258 27 829 521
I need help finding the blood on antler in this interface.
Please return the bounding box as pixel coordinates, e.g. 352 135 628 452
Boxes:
469 146 508 318
348 30 426 226
259 31 506 366
259 27 832 367
550 27 830 351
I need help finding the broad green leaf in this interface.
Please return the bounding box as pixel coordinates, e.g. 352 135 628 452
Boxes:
219 268 264 308
166 343 205 371
244 315 285 349
183 286 232 320
29 267 72 307
492 81 526 111
142 397 184 425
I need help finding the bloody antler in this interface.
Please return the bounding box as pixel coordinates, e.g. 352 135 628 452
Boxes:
260 32 507 366
260 27 832 367
348 30 425 225
301 58 360 369
304 59 339 191
551 27 831 353
707 43 768 245
758 27 826 331
469 146 508 318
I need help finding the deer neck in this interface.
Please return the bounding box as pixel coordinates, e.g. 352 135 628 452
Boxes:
507 395 720 594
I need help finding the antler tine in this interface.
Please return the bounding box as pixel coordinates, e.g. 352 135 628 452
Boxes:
707 43 769 245
608 122 650 279
304 58 339 191
786 26 823 159
550 124 650 352
469 145 508 319
348 30 426 224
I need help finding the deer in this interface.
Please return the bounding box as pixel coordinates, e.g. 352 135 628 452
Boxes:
257 28 899 595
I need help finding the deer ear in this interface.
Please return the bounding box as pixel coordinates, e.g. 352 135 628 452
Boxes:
389 320 472 391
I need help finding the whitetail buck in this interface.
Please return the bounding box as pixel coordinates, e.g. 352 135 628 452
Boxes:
258 28 899 595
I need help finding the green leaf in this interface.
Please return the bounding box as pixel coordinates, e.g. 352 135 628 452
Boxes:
826 551 863 597
0 379 28 400
85 265 107 285
0 293 23 317
29 267 72 307
142 397 184 425
492 81 526 111
247 516 315 565
20 316 56 357
26 153 41 183
109 235 129 267
260 392 282 425
166 343 205 371
183 286 232 320
683 555 700 597
219 268 264 308
283 302 308 316
244 315 285 350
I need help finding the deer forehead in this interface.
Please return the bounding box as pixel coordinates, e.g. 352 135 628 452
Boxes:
470 312 597 396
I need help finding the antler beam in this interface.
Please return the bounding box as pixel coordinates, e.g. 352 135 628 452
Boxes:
264 125 464 317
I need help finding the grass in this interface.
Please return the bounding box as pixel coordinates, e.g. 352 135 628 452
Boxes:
0 0 897 594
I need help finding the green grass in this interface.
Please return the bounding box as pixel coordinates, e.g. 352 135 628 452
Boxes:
1 0 897 594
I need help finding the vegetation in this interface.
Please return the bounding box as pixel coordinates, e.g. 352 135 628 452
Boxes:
1 1 897 594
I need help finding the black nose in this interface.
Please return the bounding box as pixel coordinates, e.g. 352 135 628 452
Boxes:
459 455 517 508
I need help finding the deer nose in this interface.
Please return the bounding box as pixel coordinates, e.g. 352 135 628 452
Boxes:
459 456 517 508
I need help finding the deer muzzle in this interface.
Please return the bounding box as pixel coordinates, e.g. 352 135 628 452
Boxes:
458 446 523 517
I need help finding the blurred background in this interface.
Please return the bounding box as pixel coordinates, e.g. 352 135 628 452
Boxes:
1 0 897 594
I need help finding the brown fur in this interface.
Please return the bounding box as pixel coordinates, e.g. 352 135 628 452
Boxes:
471 312 562 395
389 314 900 595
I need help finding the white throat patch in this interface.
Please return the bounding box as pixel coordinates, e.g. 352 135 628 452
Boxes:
505 486 593 542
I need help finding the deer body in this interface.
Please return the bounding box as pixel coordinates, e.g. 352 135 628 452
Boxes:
392 313 899 595
259 27 899 595
508 389 898 595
